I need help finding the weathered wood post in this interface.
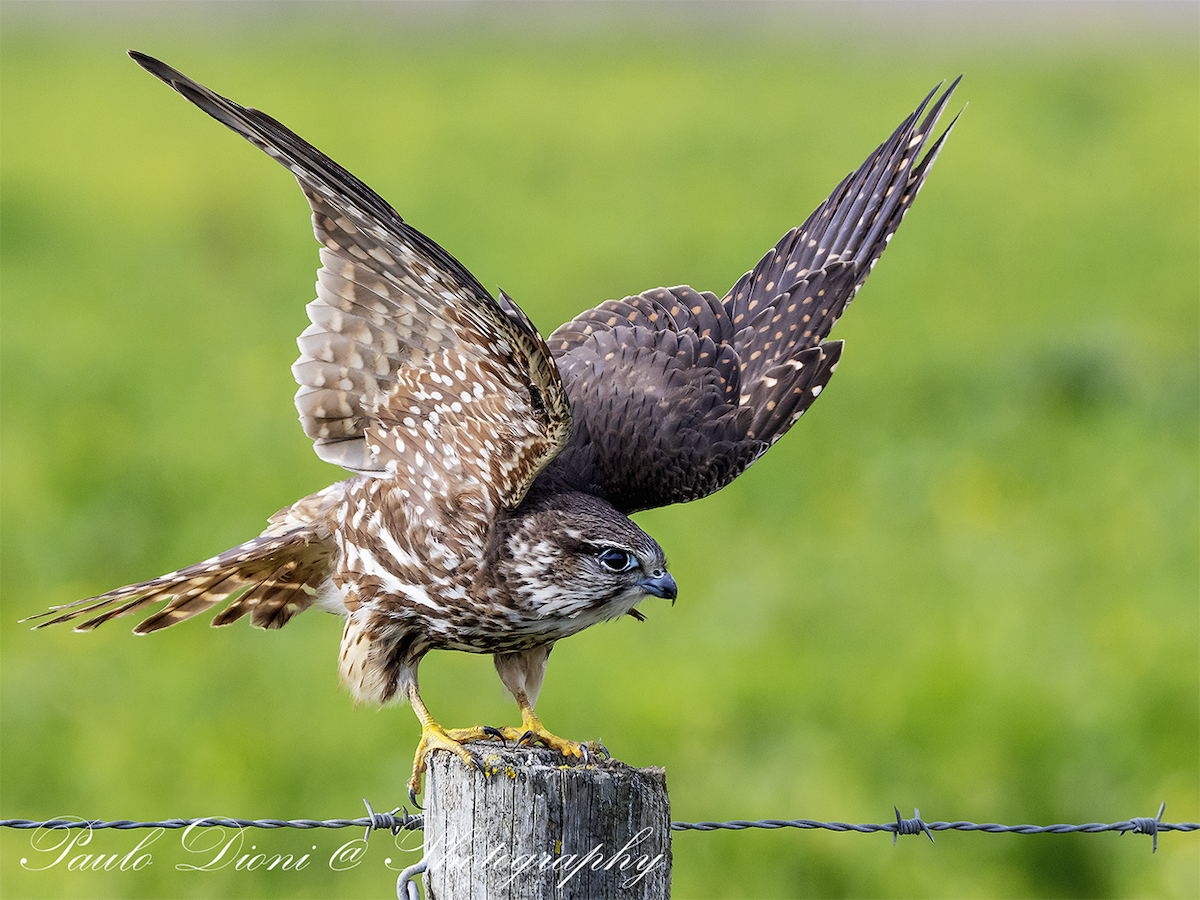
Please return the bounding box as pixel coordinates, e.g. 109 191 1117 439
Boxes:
423 742 671 898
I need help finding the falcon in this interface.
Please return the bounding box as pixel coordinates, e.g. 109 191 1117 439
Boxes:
27 52 960 803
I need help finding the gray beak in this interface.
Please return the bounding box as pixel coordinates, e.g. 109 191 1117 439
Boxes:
640 569 678 601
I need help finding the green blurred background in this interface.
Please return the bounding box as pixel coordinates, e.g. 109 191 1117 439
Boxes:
1 2 1196 898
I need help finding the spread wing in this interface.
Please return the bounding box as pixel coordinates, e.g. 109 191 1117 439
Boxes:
542 78 961 514
130 52 569 509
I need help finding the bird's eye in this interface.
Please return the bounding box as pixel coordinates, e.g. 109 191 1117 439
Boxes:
597 548 637 574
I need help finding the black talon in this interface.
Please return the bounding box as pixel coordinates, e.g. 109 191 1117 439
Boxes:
595 741 611 759
408 786 423 810
482 726 506 743
469 751 486 774
579 744 590 765
517 729 536 747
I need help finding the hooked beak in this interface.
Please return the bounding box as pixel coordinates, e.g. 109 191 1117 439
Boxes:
640 569 678 602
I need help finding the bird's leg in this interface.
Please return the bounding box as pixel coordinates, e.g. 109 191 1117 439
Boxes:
407 686 608 802
454 688 608 762
406 682 484 806
511 689 595 759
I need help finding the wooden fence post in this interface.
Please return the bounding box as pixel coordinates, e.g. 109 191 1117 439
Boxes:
422 742 671 898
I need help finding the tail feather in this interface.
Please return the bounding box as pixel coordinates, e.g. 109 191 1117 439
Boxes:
25 487 342 634
209 557 319 630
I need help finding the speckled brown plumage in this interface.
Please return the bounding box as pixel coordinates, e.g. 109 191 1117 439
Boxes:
26 53 960 800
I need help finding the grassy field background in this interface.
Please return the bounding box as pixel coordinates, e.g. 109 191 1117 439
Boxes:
1 3 1197 898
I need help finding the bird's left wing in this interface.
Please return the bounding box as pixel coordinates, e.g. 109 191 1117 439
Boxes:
130 53 569 508
543 78 961 514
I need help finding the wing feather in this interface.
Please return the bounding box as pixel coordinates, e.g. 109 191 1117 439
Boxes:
544 79 961 513
129 52 570 508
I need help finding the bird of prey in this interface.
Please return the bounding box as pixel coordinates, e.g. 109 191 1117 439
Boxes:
27 52 960 804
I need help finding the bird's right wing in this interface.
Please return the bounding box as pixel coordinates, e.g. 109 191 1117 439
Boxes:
543 79 961 514
130 53 570 509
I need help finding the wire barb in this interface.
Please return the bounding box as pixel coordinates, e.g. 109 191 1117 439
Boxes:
893 807 935 845
361 798 421 844
1121 801 1167 853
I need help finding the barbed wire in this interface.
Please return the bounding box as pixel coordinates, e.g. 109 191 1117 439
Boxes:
0 801 423 846
3 800 1195 853
671 803 1198 853
6 801 1194 900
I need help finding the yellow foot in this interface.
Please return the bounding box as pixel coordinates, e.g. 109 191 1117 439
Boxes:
452 708 608 763
407 720 484 807
405 693 607 807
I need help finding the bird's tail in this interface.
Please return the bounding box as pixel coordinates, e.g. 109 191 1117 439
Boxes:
24 486 341 634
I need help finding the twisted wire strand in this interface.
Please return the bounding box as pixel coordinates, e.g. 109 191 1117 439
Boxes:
668 803 1197 853
0 804 424 836
3 802 1195 852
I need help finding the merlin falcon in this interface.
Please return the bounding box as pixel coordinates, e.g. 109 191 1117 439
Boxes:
28 52 960 803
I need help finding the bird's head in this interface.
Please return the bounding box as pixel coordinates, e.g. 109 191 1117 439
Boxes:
490 489 676 635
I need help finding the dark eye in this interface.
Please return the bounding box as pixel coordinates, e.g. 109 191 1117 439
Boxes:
597 548 637 574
